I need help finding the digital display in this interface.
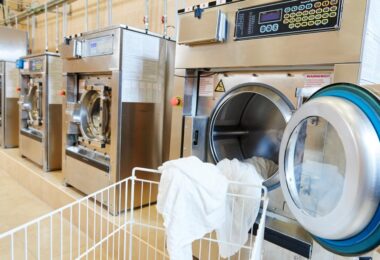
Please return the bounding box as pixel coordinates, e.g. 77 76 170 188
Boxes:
84 36 114 57
259 9 282 24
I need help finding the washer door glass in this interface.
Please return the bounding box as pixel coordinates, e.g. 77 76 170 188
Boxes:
279 84 380 255
285 116 346 218
24 83 42 126
80 89 110 143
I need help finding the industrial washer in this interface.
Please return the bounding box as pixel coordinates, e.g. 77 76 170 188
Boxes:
0 28 28 148
18 53 63 171
60 25 175 212
172 0 380 258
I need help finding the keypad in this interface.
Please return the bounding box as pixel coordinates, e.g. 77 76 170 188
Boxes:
286 0 339 30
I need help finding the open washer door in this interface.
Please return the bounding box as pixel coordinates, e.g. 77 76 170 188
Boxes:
279 83 380 256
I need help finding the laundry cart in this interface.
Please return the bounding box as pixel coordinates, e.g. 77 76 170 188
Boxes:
0 167 268 260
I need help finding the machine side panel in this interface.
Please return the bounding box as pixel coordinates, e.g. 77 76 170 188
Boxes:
175 0 367 68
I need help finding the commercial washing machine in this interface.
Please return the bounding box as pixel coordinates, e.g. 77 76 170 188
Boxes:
172 0 380 258
59 25 175 212
18 53 63 171
0 28 28 148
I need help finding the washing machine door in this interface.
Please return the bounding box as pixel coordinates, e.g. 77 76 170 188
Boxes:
23 82 42 127
279 83 380 256
208 83 295 190
79 88 111 146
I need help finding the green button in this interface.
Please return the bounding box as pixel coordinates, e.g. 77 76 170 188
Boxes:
290 13 296 17
309 9 316 15
315 19 322 25
290 18 296 22
330 0 338 5
314 2 322 8
296 11 303 17
308 21 315 26
316 8 323 14
296 17 302 22
322 13 329 18
323 7 330 12
289 23 295 29
309 14 315 20
283 19 289 24
322 1 329 7
301 22 308 27
295 23 301 28
330 6 337 11
316 14 322 19
322 19 329 25
330 12 337 17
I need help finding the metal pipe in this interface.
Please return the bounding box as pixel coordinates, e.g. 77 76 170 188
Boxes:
163 0 167 37
84 0 88 31
107 0 112 26
144 0 149 32
96 0 99 29
27 15 30 52
31 15 36 52
55 5 59 52
45 2 48 51
62 2 67 38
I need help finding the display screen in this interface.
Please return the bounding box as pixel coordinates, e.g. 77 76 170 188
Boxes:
259 9 282 23
84 36 114 57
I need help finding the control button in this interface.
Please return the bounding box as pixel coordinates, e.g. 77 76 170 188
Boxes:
306 3 313 9
289 23 295 29
301 22 308 27
296 11 303 17
316 8 323 14
323 7 330 12
283 19 289 24
322 1 330 7
316 14 322 19
330 0 338 5
290 17 296 23
314 2 322 8
296 17 302 22
322 19 329 25
266 24 273 32
285 7 291 13
330 6 337 11
298 5 305 11
260 25 267 33
308 21 315 26
272 24 279 32
322 13 329 19
303 10 309 15
170 97 182 107
295 23 301 28
309 15 315 20
291 6 298 12
59 90 66 96
330 12 337 17
290 13 296 18
284 13 290 19
315 20 322 26
309 9 316 15
302 16 308 21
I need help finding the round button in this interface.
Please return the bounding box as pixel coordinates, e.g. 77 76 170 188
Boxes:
296 17 302 22
284 13 290 19
322 19 329 25
316 8 323 14
302 16 308 21
323 7 330 12
301 22 308 27
322 13 330 19
330 6 338 11
266 24 273 32
315 20 322 26
289 23 295 29
322 1 330 7
309 15 315 20
303 10 309 15
309 9 316 15
315 2 322 8
283 19 290 24
296 11 303 17
272 24 279 32
330 0 338 5
316 14 322 19
295 23 301 28
290 18 296 23
290 13 296 18
260 25 267 33
298 5 305 11
306 3 313 9
285 7 291 13
170 97 182 106
330 12 337 17
308 21 315 26
291 6 298 12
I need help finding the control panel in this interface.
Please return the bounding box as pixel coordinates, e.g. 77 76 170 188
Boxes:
23 59 44 73
235 0 343 40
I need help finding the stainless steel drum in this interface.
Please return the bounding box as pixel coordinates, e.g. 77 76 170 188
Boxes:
23 82 42 128
208 83 294 189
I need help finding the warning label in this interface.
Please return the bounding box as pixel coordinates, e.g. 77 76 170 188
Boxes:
304 74 332 88
215 80 226 92
199 76 215 97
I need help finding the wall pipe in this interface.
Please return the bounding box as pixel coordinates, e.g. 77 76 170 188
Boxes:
144 0 149 32
55 5 59 52
44 2 48 51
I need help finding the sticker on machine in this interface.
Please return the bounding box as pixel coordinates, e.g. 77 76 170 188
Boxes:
199 76 215 97
304 74 332 88
215 79 226 93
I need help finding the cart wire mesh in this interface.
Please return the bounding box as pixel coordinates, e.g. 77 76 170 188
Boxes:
0 167 268 260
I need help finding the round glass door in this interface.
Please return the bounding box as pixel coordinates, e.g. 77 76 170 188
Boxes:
79 89 110 144
279 83 380 256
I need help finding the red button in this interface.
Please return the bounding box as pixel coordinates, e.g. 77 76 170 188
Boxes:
170 97 181 106
16 87 21 92
59 90 66 96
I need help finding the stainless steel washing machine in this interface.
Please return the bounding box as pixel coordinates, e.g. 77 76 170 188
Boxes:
172 0 380 258
18 53 63 171
60 25 175 213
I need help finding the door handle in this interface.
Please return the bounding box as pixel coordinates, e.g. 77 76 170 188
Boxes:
193 130 199 146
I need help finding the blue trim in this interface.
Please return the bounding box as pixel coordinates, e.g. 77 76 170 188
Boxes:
309 84 380 255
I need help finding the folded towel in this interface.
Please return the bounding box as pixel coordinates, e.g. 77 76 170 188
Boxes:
157 156 229 260
216 158 264 258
